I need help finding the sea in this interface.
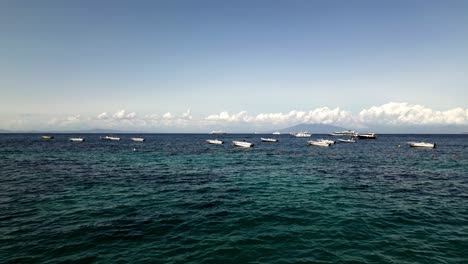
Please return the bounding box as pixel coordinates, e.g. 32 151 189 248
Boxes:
0 133 467 263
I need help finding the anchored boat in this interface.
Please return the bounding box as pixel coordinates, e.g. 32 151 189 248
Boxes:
408 142 436 148
130 137 145 142
261 138 278 142
101 136 121 141
307 140 331 147
206 139 224 145
69 137 85 142
232 140 254 148
356 133 377 139
41 136 54 140
292 132 311 138
338 138 356 143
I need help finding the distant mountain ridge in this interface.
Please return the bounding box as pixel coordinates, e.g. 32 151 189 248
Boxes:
278 123 350 134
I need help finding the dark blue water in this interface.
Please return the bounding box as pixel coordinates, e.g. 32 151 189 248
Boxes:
1 134 467 263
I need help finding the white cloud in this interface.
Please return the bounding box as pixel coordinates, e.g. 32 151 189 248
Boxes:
162 112 173 119
205 107 356 126
182 109 192 120
359 102 468 125
112 109 137 120
203 103 468 128
97 112 109 120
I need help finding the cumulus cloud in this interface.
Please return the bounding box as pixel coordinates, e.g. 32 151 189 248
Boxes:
112 110 136 120
97 112 109 120
162 112 173 119
205 107 356 126
359 102 468 125
204 103 468 128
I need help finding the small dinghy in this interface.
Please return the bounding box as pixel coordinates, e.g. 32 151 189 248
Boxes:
101 136 120 141
308 140 331 147
69 137 85 142
408 142 436 148
232 140 254 148
319 139 336 145
338 138 356 143
207 139 224 145
41 136 54 140
261 138 278 142
131 137 145 142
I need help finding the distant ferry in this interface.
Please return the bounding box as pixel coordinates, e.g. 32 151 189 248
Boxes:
330 130 355 136
272 131 281 135
210 130 226 135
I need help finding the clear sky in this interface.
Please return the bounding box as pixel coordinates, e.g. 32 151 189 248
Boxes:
1 0 467 132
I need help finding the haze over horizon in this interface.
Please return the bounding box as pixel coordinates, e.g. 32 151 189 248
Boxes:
1 1 467 133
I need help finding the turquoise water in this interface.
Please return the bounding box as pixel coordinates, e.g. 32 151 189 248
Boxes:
1 134 467 263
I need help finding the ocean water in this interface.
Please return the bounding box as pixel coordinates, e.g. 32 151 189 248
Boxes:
0 133 467 263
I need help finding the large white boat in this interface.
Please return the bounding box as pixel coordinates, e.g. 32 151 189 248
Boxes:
101 136 121 141
356 133 377 139
206 139 224 145
232 140 254 148
319 139 336 145
69 137 85 142
292 132 311 138
307 140 331 147
261 138 278 142
408 142 436 148
338 138 356 143
272 131 281 135
330 130 355 136
210 130 226 134
130 137 145 142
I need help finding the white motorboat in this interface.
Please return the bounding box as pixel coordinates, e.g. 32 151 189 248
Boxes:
261 138 278 142
101 136 121 141
319 139 336 145
69 137 85 142
232 140 254 148
330 130 355 136
338 138 356 143
210 130 226 134
356 133 377 139
307 140 331 147
206 139 224 145
292 132 311 138
408 142 436 148
272 131 281 135
130 137 145 142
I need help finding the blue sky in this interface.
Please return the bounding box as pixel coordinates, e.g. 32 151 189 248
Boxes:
1 0 467 132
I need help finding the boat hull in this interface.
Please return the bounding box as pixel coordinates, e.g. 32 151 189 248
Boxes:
69 138 84 142
261 138 278 142
308 140 331 147
207 139 223 144
408 142 436 148
232 141 254 148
